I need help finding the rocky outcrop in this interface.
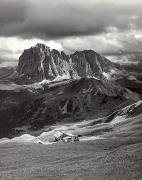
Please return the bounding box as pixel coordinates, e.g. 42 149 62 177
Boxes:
17 44 78 84
70 50 115 78
16 43 117 84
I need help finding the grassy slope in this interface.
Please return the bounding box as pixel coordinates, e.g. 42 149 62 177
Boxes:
1 100 142 180
0 137 142 180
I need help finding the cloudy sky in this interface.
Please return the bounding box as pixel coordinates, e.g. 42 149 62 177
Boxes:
0 0 142 66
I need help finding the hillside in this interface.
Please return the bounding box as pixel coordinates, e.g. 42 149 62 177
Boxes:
0 76 140 138
0 100 142 180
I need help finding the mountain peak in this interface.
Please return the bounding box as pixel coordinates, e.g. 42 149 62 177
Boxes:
16 43 117 84
35 43 50 50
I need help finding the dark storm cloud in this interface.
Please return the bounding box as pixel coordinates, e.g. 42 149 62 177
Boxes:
0 0 27 26
0 0 141 39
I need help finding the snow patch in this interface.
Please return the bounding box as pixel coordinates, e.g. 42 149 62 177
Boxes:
127 75 137 81
111 115 127 125
92 76 100 80
0 138 10 144
134 101 142 108
102 72 111 80
53 74 70 81
11 134 35 142
110 69 117 75
80 136 105 141
38 79 51 85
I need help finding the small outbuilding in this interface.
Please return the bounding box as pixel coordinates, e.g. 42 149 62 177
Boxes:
53 131 79 143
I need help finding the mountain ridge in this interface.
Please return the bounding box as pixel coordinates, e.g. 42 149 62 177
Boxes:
0 43 141 138
16 43 118 84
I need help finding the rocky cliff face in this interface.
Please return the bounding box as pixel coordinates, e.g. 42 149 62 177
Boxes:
16 43 117 84
17 44 77 83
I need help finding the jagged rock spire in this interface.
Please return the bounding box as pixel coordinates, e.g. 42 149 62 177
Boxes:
17 43 116 84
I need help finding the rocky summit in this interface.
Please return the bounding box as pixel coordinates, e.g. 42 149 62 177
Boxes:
16 43 117 84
